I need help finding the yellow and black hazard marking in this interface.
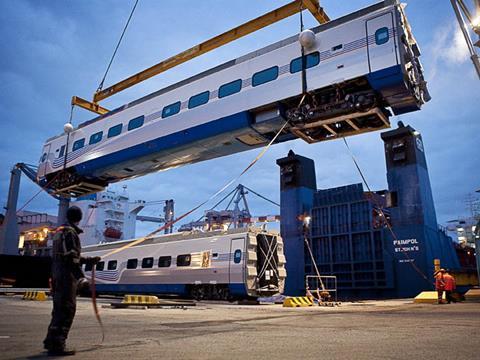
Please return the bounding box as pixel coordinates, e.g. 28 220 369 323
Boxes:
122 294 160 305
23 291 48 301
282 296 314 307
110 295 196 309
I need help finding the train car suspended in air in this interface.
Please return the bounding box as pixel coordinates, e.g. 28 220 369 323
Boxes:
37 0 430 197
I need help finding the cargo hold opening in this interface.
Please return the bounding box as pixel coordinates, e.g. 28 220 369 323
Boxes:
256 234 279 291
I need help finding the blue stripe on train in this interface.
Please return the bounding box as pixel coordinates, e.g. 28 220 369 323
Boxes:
95 283 248 297
75 111 253 176
366 65 421 115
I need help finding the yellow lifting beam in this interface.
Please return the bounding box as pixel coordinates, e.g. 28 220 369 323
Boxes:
71 96 110 115
75 0 329 115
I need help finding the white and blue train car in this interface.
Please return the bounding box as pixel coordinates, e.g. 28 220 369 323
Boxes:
37 0 429 196
81 228 286 300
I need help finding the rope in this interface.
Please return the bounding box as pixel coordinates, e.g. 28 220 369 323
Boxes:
63 105 75 170
96 0 140 92
341 137 433 286
101 119 290 259
203 187 239 218
304 235 325 291
16 172 62 215
299 1 308 95
90 267 105 344
68 104 74 124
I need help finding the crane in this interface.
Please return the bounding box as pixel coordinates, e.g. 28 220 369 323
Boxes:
178 184 280 232
72 0 329 115
450 0 480 78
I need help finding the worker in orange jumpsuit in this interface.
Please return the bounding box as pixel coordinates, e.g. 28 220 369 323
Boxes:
443 270 456 304
434 269 446 304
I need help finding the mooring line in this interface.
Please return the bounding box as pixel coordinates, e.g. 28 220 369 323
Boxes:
342 137 432 286
101 119 290 259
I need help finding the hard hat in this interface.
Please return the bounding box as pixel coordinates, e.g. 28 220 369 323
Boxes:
66 206 83 223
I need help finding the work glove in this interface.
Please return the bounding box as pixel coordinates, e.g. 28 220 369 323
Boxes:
77 277 91 293
84 256 101 266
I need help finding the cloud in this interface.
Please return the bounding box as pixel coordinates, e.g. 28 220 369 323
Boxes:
441 27 471 64
427 23 471 81
1 0 479 240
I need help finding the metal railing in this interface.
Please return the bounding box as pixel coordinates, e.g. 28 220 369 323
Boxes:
306 275 337 302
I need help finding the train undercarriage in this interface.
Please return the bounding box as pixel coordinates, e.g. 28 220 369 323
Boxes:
282 77 391 143
188 284 234 301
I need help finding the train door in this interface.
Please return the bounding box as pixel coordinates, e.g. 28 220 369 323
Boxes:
37 144 51 178
228 237 245 284
366 12 398 73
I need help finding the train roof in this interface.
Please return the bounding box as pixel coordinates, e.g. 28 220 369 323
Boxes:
83 227 280 252
47 0 395 143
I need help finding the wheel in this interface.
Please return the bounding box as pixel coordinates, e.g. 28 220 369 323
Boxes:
218 287 231 301
190 286 205 301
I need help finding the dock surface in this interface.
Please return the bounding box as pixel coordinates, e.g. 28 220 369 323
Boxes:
0 296 479 359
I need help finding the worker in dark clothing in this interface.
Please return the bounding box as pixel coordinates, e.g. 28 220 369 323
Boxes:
43 206 100 356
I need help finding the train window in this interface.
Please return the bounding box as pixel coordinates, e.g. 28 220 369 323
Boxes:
252 66 279 87
332 44 343 51
158 256 172 268
234 249 242 264
108 124 123 138
289 51 320 73
176 254 191 267
107 260 117 270
85 262 93 272
142 257 154 268
40 153 47 162
188 91 210 109
96 261 105 271
128 116 144 130
72 138 85 151
126 258 138 269
375 27 389 45
212 253 219 259
162 102 181 118
218 79 242 98
89 131 103 145
58 145 66 158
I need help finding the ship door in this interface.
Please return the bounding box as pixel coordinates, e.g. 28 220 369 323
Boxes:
366 12 398 73
37 143 51 179
229 237 245 284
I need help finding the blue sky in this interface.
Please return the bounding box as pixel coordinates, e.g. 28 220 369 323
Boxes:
0 0 478 236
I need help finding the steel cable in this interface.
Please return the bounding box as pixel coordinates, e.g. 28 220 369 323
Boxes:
96 0 140 92
15 172 62 215
101 119 290 259
342 137 433 287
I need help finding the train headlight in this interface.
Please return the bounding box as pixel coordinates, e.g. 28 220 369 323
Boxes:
299 29 316 49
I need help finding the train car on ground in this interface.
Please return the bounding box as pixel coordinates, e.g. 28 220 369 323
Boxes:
37 0 429 197
82 227 286 300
